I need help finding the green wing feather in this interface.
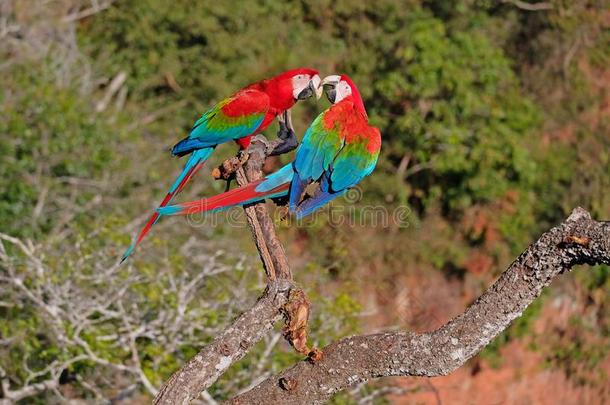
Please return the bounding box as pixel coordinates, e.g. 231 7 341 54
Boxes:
188 89 270 146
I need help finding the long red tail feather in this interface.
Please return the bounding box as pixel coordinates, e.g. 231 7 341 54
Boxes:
158 181 290 216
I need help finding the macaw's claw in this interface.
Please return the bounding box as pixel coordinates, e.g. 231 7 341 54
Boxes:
270 128 298 156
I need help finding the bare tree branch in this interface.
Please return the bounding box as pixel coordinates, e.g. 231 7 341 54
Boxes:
235 135 291 280
0 231 234 402
154 132 301 404
95 71 127 112
229 207 609 404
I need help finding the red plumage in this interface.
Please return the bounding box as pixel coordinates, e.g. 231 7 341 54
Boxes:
226 68 319 150
168 180 290 215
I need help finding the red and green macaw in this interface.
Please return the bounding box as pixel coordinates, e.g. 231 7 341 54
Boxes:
157 74 381 220
122 68 322 261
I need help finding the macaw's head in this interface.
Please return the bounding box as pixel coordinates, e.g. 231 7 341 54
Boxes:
321 74 367 118
286 68 322 100
266 68 322 108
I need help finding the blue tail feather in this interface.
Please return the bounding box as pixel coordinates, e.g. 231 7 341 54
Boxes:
295 189 344 220
294 173 342 219
168 148 214 195
289 174 308 212
172 138 210 157
120 147 214 263
255 164 294 193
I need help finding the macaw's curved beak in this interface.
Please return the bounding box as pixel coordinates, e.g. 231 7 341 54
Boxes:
326 87 337 104
320 75 341 103
312 74 322 99
297 74 322 100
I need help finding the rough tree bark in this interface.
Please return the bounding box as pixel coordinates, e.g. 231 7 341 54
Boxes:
154 136 610 404
235 137 291 280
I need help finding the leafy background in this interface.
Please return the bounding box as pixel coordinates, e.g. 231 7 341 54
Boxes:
0 0 608 403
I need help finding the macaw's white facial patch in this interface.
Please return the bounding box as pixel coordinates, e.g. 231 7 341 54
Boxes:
333 80 352 103
292 74 313 99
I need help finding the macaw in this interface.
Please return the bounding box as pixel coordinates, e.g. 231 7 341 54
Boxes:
122 68 322 261
157 74 381 221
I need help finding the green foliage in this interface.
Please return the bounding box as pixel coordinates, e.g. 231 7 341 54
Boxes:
81 1 544 226
0 60 133 240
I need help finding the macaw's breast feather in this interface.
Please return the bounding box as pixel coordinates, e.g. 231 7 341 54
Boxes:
293 100 352 182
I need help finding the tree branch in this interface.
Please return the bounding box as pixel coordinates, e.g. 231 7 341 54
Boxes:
62 1 116 23
154 133 299 404
235 136 291 280
229 207 610 404
153 126 609 405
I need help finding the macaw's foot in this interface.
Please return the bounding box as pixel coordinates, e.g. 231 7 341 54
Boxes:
270 134 298 156
270 121 298 156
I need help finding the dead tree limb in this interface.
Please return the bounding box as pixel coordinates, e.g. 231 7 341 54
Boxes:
229 207 610 404
154 133 301 404
235 136 291 280
502 0 553 11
